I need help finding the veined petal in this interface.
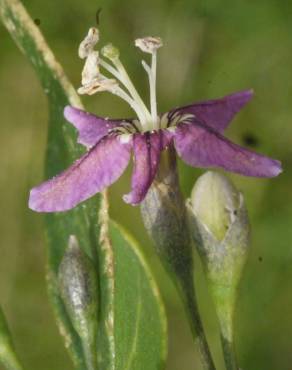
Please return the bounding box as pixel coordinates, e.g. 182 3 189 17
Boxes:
29 135 131 212
171 90 253 132
64 106 120 148
123 130 171 205
174 122 282 177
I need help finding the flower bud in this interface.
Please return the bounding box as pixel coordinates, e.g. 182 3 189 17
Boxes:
188 171 250 353
101 43 120 61
135 37 163 54
58 235 98 370
190 171 241 242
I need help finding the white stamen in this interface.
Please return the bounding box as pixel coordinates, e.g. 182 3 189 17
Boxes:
159 113 169 129
77 29 164 132
78 77 118 96
141 60 151 74
112 86 148 125
135 36 163 54
107 57 153 128
141 53 159 128
99 58 152 128
119 134 132 144
167 126 176 133
81 51 100 85
78 27 99 59
150 50 158 125
99 59 124 83
135 37 163 126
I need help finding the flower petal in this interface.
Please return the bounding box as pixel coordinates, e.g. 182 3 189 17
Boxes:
64 106 120 147
29 135 131 212
123 130 171 205
172 90 253 132
174 122 282 177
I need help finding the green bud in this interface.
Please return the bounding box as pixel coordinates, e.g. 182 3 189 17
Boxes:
58 236 98 370
191 171 240 242
188 171 250 370
101 43 120 60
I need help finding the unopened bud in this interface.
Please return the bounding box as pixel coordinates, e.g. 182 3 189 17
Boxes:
78 27 99 59
191 171 241 242
188 171 250 345
135 36 163 54
58 236 98 369
101 43 120 60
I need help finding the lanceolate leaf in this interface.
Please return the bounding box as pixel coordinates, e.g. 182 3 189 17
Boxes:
0 1 100 368
108 220 167 370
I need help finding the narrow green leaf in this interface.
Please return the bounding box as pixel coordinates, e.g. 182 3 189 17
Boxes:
109 220 167 370
0 307 24 370
0 1 102 368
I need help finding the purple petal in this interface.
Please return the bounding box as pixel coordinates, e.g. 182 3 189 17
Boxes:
29 135 131 212
123 130 172 205
174 122 282 177
171 89 253 132
64 106 120 147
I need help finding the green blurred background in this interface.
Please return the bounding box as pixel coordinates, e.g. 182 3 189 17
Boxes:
0 0 291 369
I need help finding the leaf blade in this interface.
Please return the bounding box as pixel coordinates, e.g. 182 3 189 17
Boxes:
109 220 167 370
0 1 101 368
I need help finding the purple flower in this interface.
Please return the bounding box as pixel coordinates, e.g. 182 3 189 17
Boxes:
29 33 282 213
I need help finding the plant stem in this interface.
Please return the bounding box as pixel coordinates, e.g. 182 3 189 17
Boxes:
83 341 98 370
181 281 215 370
220 334 238 370
175 275 216 370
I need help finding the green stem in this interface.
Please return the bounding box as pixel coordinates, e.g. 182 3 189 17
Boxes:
185 284 215 370
82 341 98 370
179 278 216 370
220 335 238 370
214 295 239 370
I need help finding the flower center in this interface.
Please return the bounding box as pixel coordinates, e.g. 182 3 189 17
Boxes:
78 29 163 132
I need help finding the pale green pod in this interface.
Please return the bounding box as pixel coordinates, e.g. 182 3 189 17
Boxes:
188 171 250 370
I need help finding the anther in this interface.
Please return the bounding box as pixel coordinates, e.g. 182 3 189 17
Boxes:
135 36 163 54
78 27 100 59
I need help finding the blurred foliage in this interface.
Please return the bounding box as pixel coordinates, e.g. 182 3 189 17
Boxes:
0 0 291 369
